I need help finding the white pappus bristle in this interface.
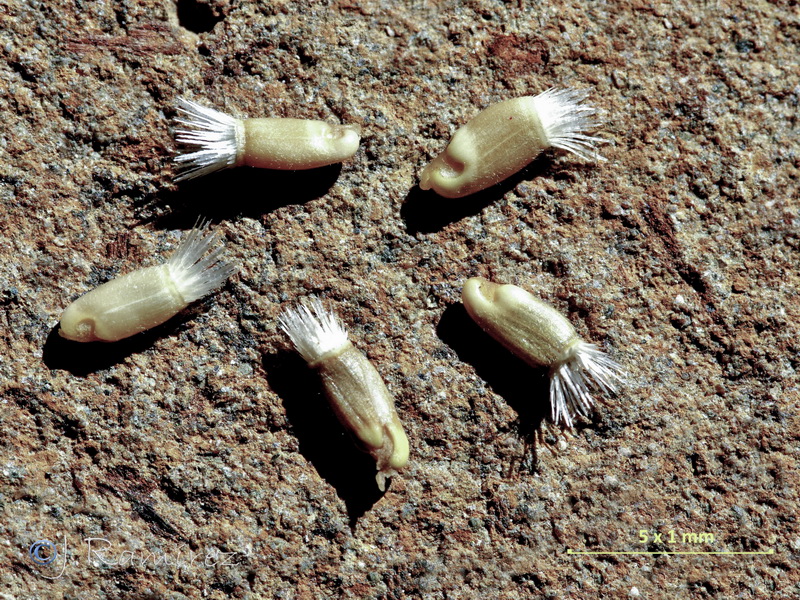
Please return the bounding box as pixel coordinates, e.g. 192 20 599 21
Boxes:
550 341 625 428
173 98 242 181
532 87 607 162
278 297 350 364
167 220 236 303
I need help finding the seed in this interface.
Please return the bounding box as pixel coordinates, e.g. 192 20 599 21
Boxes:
59 221 235 342
278 298 409 491
461 277 624 427
173 98 361 181
419 87 606 198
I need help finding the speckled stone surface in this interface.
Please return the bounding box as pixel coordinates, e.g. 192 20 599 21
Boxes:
1 1 798 598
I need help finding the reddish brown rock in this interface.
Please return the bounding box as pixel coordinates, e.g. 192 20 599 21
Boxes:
1 0 798 598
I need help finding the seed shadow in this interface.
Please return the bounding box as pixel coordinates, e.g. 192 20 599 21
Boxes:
401 157 556 235
42 305 205 376
436 303 551 471
262 350 384 526
142 164 343 228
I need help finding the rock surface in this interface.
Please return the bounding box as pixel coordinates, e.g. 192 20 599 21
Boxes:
1 0 798 598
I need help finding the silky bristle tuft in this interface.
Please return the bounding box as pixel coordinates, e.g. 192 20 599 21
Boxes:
531 87 607 162
550 341 624 428
173 98 242 181
167 220 236 303
278 297 349 364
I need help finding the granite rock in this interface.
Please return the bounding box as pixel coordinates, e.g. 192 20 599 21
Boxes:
1 0 798 598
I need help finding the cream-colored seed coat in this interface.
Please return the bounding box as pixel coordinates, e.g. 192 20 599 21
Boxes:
420 88 604 198
420 97 549 199
60 264 187 342
240 119 361 170
462 277 624 428
279 298 410 491
173 98 361 181
313 342 410 490
462 277 580 367
59 223 234 343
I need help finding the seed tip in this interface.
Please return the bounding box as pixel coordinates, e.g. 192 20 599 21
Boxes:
167 220 236 302
173 97 243 181
532 87 607 162
278 297 350 364
550 341 625 427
